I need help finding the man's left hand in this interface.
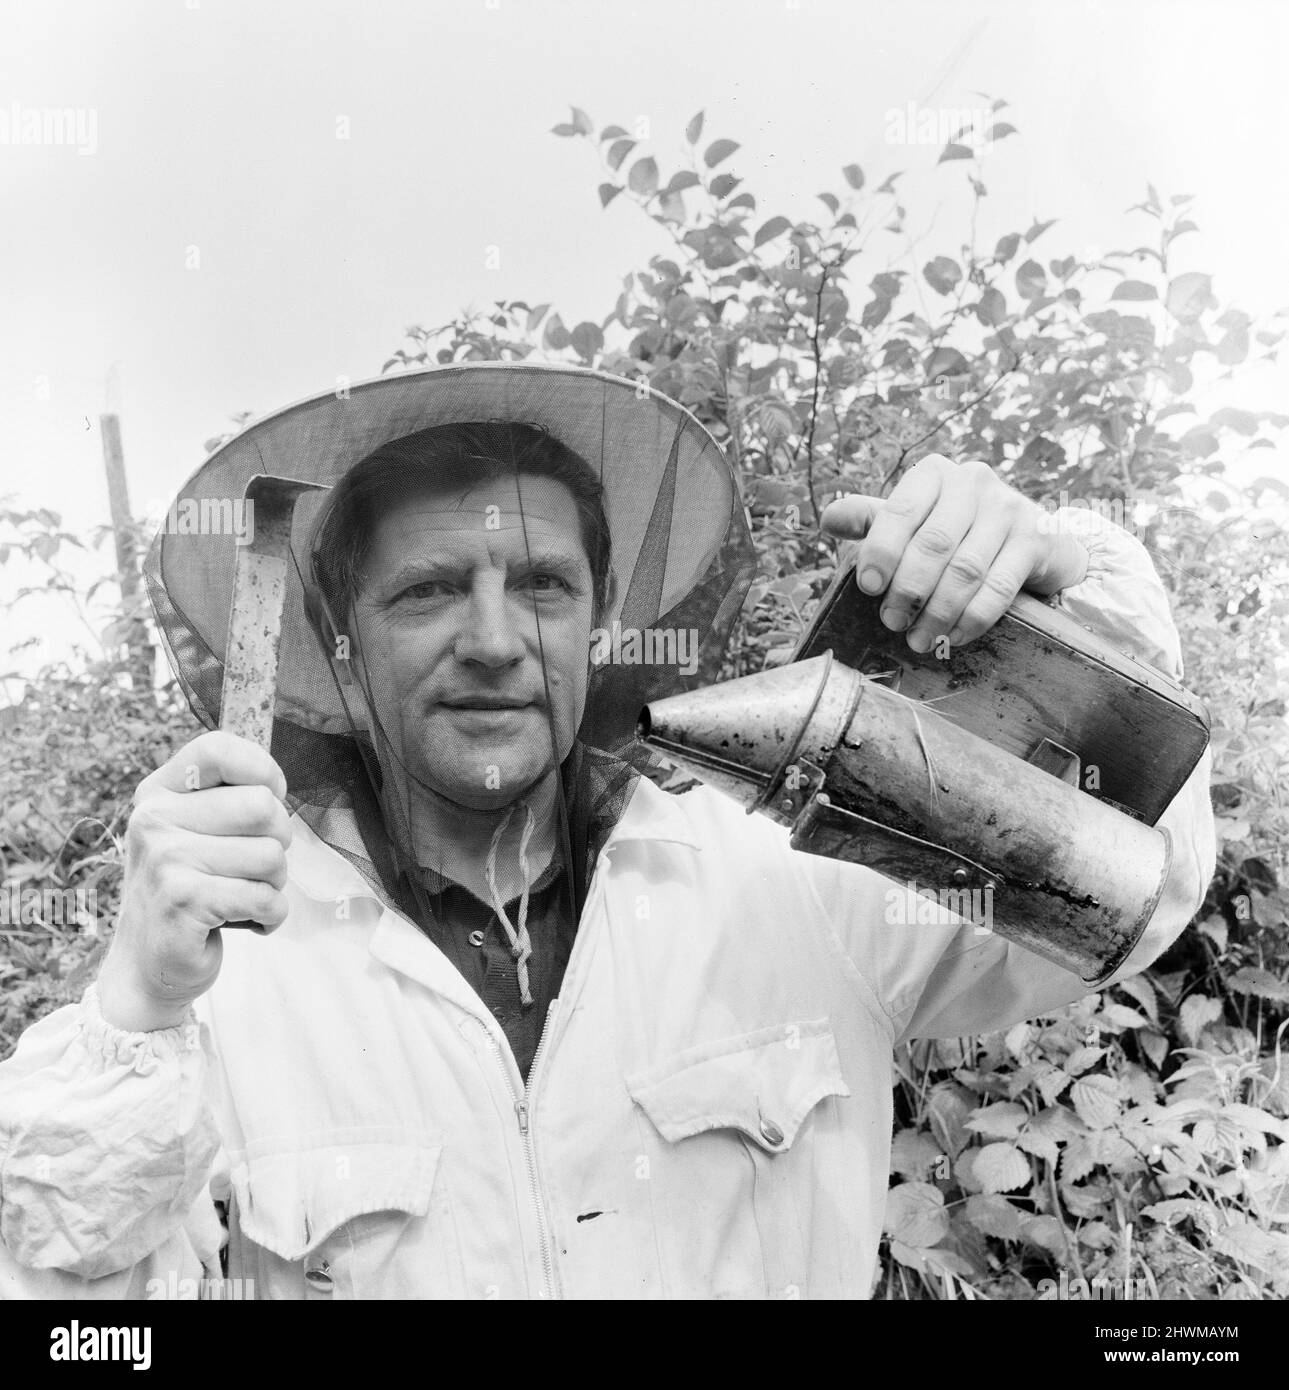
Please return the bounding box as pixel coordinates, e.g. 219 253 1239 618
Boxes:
818 454 1089 653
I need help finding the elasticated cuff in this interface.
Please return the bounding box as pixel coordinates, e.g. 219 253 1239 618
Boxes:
77 984 202 1076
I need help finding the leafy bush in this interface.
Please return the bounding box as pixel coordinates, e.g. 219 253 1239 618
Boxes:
3 100 1286 1297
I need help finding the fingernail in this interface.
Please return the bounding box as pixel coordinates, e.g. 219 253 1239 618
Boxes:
947 627 963 645
907 630 930 654
881 607 908 632
859 568 884 594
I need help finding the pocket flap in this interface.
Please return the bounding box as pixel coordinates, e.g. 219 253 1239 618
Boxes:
229 1127 443 1262
626 1018 850 1153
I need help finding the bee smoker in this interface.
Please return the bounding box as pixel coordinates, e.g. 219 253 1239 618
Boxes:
639 561 1210 984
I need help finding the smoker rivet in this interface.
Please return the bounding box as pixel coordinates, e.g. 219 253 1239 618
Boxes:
304 1261 333 1291
759 1118 785 1147
468 929 485 948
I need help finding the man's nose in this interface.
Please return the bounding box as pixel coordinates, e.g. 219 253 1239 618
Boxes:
454 574 527 668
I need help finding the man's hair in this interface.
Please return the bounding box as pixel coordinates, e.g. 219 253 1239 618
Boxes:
309 420 615 634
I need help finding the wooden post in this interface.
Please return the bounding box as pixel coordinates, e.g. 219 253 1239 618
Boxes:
99 412 152 687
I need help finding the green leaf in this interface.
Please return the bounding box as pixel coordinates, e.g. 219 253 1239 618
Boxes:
657 190 686 223
1212 1222 1289 1292
627 156 659 197
599 124 628 141
994 232 1021 264
550 123 578 137
1015 259 1047 299
883 1181 948 1247
890 1129 944 1180
1140 1030 1169 1068
976 286 1007 326
570 321 604 361
928 1082 974 1157
1025 218 1057 243
541 312 571 351
1179 993 1223 1044
1116 975 1159 1024
965 1102 1028 1140
988 122 1018 140
704 138 740 168
1209 406 1259 435
1165 271 1216 323
753 215 792 248
606 138 636 171
598 183 623 209
1228 967 1289 1002
974 1142 1032 1194
663 170 701 194
817 191 840 215
1018 1214 1065 1256
937 142 974 164
1071 1075 1123 1130
525 303 550 333
685 110 704 145
569 106 594 136
1099 1003 1149 1030
964 1193 1023 1239
709 172 740 200
841 162 864 190
926 346 970 379
1111 280 1158 302
923 256 962 295
1216 324 1250 365
1060 1136 1097 1183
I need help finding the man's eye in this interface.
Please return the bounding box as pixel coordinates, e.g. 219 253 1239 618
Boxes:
521 573 569 593
398 580 453 601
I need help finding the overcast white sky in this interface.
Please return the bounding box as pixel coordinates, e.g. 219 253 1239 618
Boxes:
2 0 1287 679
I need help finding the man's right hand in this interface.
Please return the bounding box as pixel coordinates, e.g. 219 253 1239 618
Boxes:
95 731 292 1033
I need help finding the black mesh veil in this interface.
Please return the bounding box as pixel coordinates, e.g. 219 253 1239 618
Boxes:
143 364 755 1023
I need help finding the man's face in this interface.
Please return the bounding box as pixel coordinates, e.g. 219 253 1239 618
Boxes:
347 473 597 812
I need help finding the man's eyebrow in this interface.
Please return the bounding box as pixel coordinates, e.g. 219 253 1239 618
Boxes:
376 548 587 594
509 547 588 578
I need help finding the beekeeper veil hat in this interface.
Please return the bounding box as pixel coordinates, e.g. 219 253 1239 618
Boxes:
144 362 755 986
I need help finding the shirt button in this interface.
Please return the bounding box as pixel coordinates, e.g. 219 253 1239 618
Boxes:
468 929 485 948
759 1118 785 1147
304 1261 333 1292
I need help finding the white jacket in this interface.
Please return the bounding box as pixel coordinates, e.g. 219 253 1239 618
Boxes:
0 515 1216 1299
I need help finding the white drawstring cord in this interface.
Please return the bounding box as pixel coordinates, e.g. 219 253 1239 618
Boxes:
484 801 537 1007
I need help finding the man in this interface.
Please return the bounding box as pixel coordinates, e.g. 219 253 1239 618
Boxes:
0 364 1213 1299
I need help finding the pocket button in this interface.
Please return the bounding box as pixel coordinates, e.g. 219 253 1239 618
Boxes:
304 1260 334 1292
759 1117 785 1147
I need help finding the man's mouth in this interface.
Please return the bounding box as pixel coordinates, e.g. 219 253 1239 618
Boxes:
439 697 533 711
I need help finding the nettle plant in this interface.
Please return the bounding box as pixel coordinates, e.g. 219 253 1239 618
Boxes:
383 102 1289 1297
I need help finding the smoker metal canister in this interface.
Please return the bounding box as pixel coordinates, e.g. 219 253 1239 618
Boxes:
640 654 1171 983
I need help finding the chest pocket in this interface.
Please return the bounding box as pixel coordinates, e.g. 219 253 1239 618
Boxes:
227 1128 460 1299
625 1018 851 1298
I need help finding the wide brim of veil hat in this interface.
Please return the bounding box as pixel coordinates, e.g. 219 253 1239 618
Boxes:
144 362 757 803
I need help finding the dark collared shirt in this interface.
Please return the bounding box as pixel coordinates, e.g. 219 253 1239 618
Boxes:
394 745 642 1083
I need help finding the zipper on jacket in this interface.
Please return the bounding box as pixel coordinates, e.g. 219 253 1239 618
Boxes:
489 1001 559 1299
485 849 610 1300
